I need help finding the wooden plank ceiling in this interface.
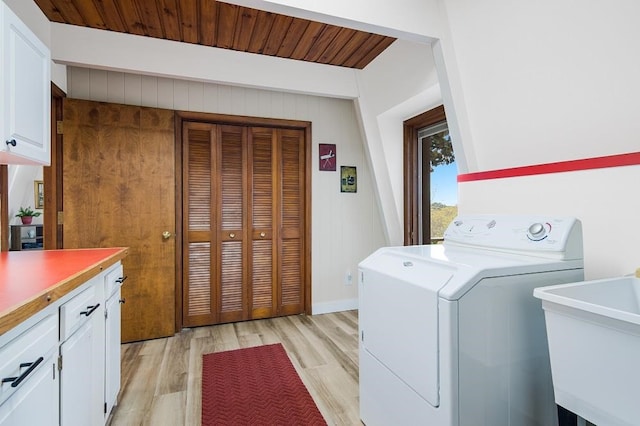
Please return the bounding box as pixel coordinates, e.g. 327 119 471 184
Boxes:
34 0 397 69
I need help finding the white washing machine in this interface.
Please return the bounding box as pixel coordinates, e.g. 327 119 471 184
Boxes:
358 215 584 426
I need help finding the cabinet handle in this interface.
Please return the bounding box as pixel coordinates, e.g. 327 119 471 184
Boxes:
115 276 128 284
81 303 101 317
2 357 44 388
119 298 126 304
260 232 266 238
5 139 16 147
229 233 235 239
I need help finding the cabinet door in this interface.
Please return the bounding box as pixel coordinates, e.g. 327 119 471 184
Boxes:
0 3 51 165
0 355 58 426
60 321 93 426
105 289 121 418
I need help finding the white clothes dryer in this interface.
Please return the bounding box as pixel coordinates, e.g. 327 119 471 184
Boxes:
358 215 584 426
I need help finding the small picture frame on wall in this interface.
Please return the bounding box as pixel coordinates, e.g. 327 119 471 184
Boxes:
319 143 336 171
340 166 357 193
34 180 44 209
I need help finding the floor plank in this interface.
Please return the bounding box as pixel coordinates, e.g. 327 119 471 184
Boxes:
109 311 361 426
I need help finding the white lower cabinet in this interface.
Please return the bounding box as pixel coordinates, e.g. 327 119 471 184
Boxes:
0 313 58 426
59 320 93 425
0 351 58 425
104 264 125 421
59 281 103 426
58 262 126 426
104 287 121 417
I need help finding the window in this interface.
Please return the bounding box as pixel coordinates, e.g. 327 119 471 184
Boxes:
403 105 457 245
417 123 457 243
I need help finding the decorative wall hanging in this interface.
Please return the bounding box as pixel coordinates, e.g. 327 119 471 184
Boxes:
319 143 336 171
340 166 357 193
34 180 44 209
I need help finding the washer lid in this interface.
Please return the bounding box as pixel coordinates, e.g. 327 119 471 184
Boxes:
359 250 455 407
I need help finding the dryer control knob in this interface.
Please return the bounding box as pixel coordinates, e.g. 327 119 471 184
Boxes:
528 222 547 240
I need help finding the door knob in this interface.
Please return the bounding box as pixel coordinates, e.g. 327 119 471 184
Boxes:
162 231 172 239
5 139 16 147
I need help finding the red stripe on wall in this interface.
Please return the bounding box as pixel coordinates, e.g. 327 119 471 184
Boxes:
458 151 640 182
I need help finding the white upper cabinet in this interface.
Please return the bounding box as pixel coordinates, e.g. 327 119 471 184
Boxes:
0 3 50 165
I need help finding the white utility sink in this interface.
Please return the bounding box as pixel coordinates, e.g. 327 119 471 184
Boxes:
534 274 640 426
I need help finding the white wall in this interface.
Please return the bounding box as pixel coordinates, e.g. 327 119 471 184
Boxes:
356 40 442 244
440 0 640 170
67 67 386 313
438 0 640 279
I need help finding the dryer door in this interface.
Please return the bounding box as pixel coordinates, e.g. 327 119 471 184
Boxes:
359 252 454 407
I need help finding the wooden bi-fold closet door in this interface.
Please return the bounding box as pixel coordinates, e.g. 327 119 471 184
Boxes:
182 122 306 327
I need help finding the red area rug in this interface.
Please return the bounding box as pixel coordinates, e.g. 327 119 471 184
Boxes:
202 343 327 426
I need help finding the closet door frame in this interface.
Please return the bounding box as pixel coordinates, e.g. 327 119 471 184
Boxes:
174 111 312 331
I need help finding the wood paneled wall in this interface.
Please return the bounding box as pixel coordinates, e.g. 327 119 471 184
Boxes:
67 67 386 312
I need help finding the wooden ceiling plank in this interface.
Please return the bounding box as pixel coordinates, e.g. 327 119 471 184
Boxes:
136 0 164 38
179 0 199 44
33 0 65 23
352 35 397 69
70 0 107 30
316 27 356 64
247 10 276 54
92 0 127 33
232 7 259 52
276 18 309 58
303 25 341 63
115 0 146 35
157 0 181 41
289 21 324 61
262 14 292 56
216 3 239 49
328 30 371 67
199 0 218 46
45 0 85 25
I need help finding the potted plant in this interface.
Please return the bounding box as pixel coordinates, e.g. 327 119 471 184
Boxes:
15 206 41 225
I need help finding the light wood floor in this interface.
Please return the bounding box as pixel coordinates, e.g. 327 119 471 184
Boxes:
109 311 361 426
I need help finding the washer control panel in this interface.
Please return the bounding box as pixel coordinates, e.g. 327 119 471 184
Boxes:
527 222 550 241
443 215 583 259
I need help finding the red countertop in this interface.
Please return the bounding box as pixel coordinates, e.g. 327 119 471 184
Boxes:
0 248 128 336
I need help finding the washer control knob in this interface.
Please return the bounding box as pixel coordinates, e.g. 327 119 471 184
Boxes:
528 222 547 240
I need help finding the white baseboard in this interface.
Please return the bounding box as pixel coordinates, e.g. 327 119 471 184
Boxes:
311 298 358 315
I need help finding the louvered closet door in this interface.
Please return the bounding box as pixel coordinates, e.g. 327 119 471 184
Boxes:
249 128 277 319
278 129 306 315
217 125 248 323
183 122 217 327
183 122 305 328
183 123 248 326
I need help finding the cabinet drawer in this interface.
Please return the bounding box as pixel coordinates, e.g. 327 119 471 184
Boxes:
0 314 57 406
104 263 125 299
60 283 100 342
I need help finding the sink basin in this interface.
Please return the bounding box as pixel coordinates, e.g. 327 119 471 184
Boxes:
534 275 640 426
